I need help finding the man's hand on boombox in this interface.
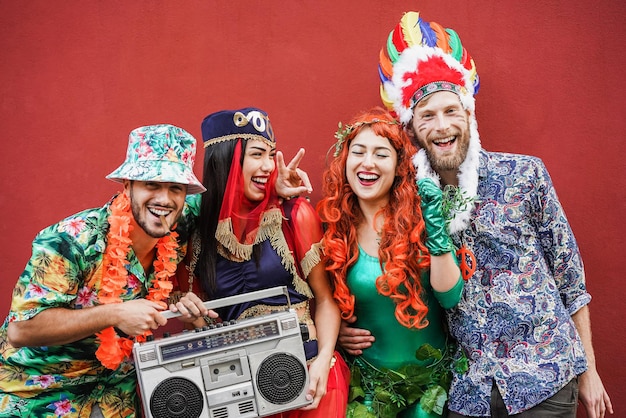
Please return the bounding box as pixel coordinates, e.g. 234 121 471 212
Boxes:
168 291 219 328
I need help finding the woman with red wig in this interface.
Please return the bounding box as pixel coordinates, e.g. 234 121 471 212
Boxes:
317 107 464 417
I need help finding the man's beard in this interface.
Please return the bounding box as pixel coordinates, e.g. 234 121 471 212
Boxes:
420 130 470 173
129 190 175 239
426 141 469 171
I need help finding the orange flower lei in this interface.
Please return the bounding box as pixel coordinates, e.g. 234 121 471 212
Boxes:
95 193 179 370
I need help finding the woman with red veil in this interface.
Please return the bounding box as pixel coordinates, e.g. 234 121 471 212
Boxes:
172 107 349 417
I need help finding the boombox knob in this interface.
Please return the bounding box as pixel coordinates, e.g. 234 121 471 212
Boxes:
163 332 170 338
146 334 154 342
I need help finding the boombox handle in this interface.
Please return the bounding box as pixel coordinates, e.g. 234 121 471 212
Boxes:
161 286 291 319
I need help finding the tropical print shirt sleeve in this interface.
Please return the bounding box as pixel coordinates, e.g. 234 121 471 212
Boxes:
446 151 590 416
0 199 143 417
7 207 109 321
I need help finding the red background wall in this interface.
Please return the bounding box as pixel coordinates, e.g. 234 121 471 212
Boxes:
1 1 624 414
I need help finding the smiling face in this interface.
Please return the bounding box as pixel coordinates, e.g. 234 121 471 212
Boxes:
242 139 276 201
346 127 398 208
409 91 471 175
126 180 187 238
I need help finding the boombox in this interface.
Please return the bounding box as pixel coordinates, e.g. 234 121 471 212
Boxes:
133 286 312 418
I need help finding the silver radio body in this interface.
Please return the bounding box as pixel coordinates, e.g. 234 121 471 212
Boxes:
133 286 312 418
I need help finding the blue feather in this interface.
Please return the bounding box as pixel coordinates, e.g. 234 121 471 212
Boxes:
473 74 480 95
378 64 390 84
418 18 438 47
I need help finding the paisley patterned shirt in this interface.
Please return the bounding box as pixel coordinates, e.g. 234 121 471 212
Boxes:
446 151 590 416
0 195 197 418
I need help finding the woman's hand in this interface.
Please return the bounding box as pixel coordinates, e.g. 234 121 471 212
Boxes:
275 148 312 199
300 353 332 410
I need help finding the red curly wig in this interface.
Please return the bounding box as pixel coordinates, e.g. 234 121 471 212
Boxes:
317 107 432 329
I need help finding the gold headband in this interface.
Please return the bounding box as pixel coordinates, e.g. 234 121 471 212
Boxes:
204 134 275 148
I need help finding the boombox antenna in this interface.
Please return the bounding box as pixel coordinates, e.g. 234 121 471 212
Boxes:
161 286 291 319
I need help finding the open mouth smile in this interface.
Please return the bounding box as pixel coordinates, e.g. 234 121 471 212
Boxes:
252 176 269 191
148 207 172 218
433 135 456 147
357 172 380 185
252 176 268 185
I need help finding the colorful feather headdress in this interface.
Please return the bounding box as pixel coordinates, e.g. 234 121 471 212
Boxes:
379 12 482 234
379 11 480 124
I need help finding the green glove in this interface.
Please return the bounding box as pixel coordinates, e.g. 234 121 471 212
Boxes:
417 178 456 256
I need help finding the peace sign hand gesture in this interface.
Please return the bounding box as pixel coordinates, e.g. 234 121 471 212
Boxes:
275 148 312 199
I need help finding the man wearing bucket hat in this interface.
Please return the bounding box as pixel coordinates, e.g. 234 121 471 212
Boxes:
0 124 214 417
338 11 613 418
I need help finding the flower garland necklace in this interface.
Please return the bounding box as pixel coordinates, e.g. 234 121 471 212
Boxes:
95 192 179 370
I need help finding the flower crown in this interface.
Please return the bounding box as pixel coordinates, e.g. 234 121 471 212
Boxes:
333 119 400 157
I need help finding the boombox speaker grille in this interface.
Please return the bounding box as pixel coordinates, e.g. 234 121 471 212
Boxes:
150 377 203 418
256 352 306 405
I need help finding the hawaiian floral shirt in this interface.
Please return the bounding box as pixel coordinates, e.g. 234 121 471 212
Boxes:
0 195 197 418
446 151 590 416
